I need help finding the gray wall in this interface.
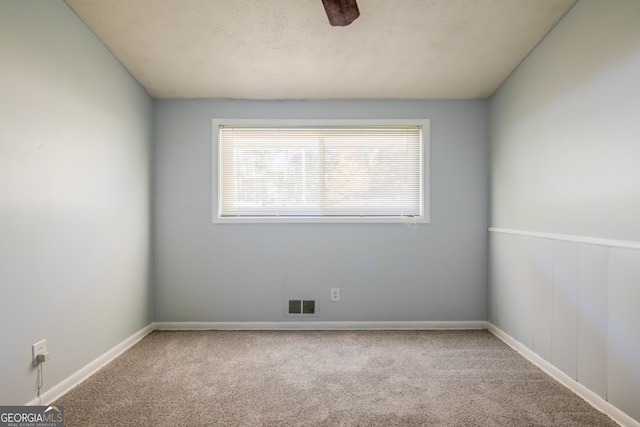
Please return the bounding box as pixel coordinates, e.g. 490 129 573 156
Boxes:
489 0 640 422
0 1 153 405
154 99 489 323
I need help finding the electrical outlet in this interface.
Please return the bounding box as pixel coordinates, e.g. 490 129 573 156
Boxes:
331 288 340 301
32 339 47 366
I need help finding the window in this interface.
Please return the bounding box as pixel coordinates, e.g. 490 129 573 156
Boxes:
213 119 429 223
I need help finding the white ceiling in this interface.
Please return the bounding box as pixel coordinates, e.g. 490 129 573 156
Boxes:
64 0 577 99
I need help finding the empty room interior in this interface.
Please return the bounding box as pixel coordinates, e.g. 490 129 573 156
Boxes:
1 0 639 425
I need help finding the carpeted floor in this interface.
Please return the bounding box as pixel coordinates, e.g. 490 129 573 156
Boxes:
55 330 618 426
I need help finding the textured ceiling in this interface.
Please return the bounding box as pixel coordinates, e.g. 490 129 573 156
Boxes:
64 0 577 99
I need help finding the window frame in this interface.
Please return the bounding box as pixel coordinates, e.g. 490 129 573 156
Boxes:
212 118 430 224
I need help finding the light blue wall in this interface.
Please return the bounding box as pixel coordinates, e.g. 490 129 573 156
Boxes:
491 0 640 242
0 1 153 405
490 0 640 422
154 99 489 323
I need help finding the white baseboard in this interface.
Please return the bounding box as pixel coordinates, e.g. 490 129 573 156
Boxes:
488 323 639 427
155 320 488 330
26 323 155 406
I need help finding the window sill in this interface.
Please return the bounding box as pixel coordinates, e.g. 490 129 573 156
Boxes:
213 216 429 224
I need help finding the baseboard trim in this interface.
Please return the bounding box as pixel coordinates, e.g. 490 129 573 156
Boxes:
155 320 488 331
26 323 155 406
488 323 639 427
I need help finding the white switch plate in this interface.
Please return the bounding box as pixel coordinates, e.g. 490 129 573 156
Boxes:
331 288 340 301
32 339 47 366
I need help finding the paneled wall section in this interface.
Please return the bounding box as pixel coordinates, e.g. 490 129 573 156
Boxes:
489 229 640 422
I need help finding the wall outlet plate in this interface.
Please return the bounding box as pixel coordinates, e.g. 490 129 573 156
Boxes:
32 339 47 366
331 288 340 301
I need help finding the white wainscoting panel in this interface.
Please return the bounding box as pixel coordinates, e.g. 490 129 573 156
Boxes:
607 248 640 422
552 240 579 380
577 243 608 399
489 228 640 425
514 235 535 349
532 237 554 362
489 232 516 335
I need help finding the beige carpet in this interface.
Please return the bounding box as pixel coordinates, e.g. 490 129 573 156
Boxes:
55 330 617 426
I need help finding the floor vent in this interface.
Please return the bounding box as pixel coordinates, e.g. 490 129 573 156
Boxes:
286 299 318 316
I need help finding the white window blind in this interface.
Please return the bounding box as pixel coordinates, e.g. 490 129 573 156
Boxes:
216 122 427 222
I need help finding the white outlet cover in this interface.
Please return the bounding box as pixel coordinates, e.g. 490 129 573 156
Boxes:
32 339 47 362
331 288 340 301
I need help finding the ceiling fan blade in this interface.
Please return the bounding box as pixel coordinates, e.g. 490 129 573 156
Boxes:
322 0 360 26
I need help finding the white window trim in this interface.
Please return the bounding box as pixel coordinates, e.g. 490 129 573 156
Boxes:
212 118 430 224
